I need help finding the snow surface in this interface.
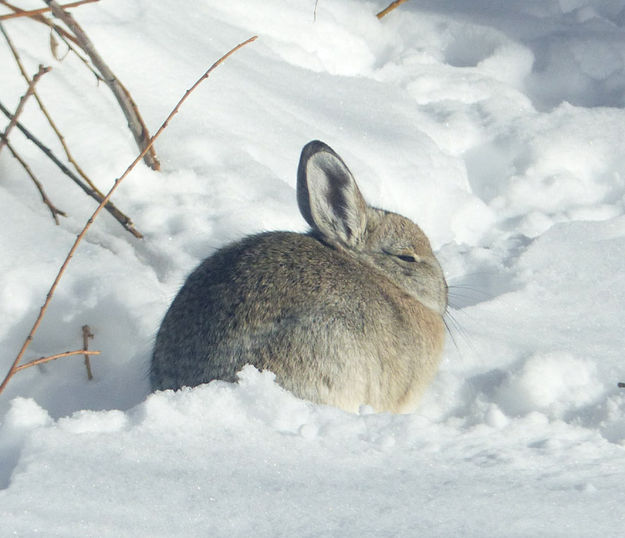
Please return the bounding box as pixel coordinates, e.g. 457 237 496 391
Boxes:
1 0 625 535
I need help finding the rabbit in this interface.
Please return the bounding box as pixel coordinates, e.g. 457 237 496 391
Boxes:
151 140 447 413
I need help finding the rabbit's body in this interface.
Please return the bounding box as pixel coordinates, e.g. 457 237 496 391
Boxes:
151 141 447 413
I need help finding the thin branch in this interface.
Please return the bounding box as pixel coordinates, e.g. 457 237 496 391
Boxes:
0 0 98 20
0 34 258 396
14 349 100 373
0 1 80 46
1 22 103 194
0 4 100 80
1 1 104 85
82 325 94 380
0 64 50 154
0 100 143 238
45 0 161 170
46 22 105 82
2 135 66 223
377 0 410 19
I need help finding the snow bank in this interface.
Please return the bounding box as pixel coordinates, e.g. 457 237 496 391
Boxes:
2 367 624 536
1 0 625 535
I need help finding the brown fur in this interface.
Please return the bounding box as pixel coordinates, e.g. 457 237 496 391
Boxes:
151 141 447 413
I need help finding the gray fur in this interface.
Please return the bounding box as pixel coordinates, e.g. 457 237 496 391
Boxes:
151 140 447 413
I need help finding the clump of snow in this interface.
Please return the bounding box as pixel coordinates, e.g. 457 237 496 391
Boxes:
0 398 51 488
1 0 625 535
495 352 603 417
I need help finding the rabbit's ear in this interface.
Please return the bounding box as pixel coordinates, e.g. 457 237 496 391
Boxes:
297 141 367 247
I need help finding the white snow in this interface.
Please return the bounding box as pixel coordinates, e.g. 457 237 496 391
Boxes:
1 0 625 535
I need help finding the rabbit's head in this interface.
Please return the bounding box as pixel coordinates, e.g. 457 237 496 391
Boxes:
297 141 447 315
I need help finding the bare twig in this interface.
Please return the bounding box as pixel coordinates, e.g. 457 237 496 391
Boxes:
313 0 319 21
45 0 161 170
0 0 80 46
377 0 410 19
51 23 105 82
0 4 101 80
14 349 100 373
82 325 94 380
1 22 103 194
0 0 98 20
0 100 143 238
1 135 66 223
0 35 258 396
0 64 50 154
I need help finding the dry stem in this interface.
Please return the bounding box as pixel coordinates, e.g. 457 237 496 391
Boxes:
0 100 143 238
1 22 102 192
45 0 161 170
49 21 104 82
0 0 80 46
15 350 100 373
377 0 410 19
82 325 94 380
0 0 98 20
2 135 66 223
0 34 258 396
0 64 50 154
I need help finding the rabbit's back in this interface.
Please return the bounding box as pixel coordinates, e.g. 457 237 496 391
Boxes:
151 231 444 412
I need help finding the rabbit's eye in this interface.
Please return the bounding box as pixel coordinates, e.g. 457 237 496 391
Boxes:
383 249 418 263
